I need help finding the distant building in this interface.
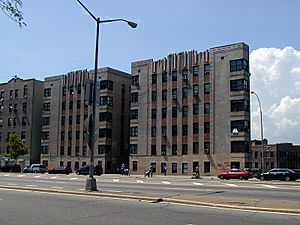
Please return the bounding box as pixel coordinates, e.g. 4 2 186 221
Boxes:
40 68 131 173
0 76 44 167
251 140 300 171
129 43 251 175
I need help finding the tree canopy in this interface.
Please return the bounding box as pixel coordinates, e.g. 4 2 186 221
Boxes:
0 0 26 27
6 133 29 160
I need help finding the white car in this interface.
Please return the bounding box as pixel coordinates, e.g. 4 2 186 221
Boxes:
23 164 47 173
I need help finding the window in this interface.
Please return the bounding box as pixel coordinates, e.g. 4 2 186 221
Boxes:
151 91 157 101
83 146 87 156
193 66 199 76
172 145 177 155
172 163 177 174
172 88 177 99
98 145 111 154
77 84 82 94
204 142 210 154
172 71 177 81
151 127 156 137
172 125 177 136
60 146 64 156
182 125 188 136
193 104 199 115
131 92 138 103
67 146 72 156
162 108 167 118
99 128 112 138
152 74 157 84
75 146 79 156
132 75 139 86
41 146 49 154
68 131 72 140
9 104 12 112
204 162 210 173
231 162 240 169
43 103 50 111
77 100 81 109
161 145 166 155
130 144 138 154
13 117 17 126
204 64 210 74
133 161 138 171
22 117 26 126
15 89 19 98
169 108 176 120
151 145 156 155
182 163 188 174
60 116 65 125
42 117 50 126
193 123 199 134
182 69 188 80
23 85 28 98
231 120 249 132
182 144 188 155
193 142 199 154
69 86 74 95
193 84 199 95
162 89 167 101
44 88 51 97
99 112 112 123
22 102 27 112
21 131 26 140
162 72 167 83
62 87 66 96
204 122 210 133
130 109 138 120
130 127 138 137
99 96 113 106
230 59 249 72
182 87 188 98
76 131 80 140
61 131 65 140
100 80 113 90
151 109 157 119
62 101 66 111
182 106 188 117
204 83 210 94
8 118 12 126
69 116 73 125
41 131 49 140
231 141 249 153
9 90 13 98
204 103 210 114
13 103 17 112
230 79 249 92
231 99 249 112
161 126 167 137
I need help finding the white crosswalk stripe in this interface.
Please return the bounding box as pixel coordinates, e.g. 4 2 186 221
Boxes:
137 180 144 183
34 175 41 178
261 184 279 189
192 182 203 186
225 183 238 187
113 179 120 182
162 181 171 184
70 177 78 180
51 176 57 179
17 175 24 177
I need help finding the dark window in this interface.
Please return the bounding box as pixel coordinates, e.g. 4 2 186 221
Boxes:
151 145 156 155
193 142 199 154
204 83 210 94
182 106 188 117
62 87 66 96
23 85 28 98
152 74 157 84
161 145 166 156
15 89 18 98
204 103 210 114
182 163 188 174
21 131 25 139
204 64 210 74
99 128 112 138
69 86 74 95
162 108 167 118
231 162 240 169
61 116 65 125
60 147 64 156
204 142 210 154
67 146 72 156
193 104 199 115
99 112 112 123
162 89 167 101
230 79 249 92
204 162 210 173
98 145 112 155
62 102 66 111
151 91 157 101
69 101 74 110
75 115 80 124
130 127 138 137
76 131 80 139
131 92 138 103
77 100 81 109
43 103 50 111
41 131 49 140
230 59 249 72
172 145 177 155
68 131 72 140
204 122 210 133
132 161 138 171
75 146 79 156
132 75 139 86
77 84 81 94
130 109 138 120
231 99 249 112
231 141 249 153
151 127 156 137
61 131 65 140
22 117 26 126
231 120 249 132
172 71 177 81
193 66 199 76
193 123 199 134
130 144 138 154
69 116 72 125
172 163 177 173
41 146 48 154
172 88 177 99
44 88 51 97
100 80 113 90
172 107 177 118
42 117 50 126
182 69 188 80
99 96 113 106
182 144 188 155
193 84 199 95
162 72 167 83
182 125 188 136
161 126 167 137
182 87 189 98
172 125 177 136
151 109 157 119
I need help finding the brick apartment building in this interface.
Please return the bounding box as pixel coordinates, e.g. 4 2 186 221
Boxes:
129 43 251 175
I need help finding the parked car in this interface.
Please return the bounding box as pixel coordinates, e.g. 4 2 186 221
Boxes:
23 164 47 173
257 168 298 181
47 166 72 174
243 168 260 178
217 169 250 180
0 164 21 172
76 165 103 176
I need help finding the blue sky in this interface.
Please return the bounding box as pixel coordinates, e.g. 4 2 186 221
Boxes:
1 0 300 144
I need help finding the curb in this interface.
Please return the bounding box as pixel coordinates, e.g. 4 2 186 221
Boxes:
1 185 299 214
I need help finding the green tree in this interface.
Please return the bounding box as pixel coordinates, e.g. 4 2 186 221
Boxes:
6 133 29 161
0 0 26 27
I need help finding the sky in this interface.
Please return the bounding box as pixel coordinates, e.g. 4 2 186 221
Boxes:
0 0 300 144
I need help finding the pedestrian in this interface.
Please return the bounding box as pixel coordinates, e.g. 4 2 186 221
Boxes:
195 166 200 178
121 164 125 175
163 165 167 176
149 164 153 177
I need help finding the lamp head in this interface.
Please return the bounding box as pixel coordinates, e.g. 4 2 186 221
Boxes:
127 21 137 28
251 91 254 94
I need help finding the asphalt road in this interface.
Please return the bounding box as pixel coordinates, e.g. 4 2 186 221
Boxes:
0 173 299 203
0 189 299 225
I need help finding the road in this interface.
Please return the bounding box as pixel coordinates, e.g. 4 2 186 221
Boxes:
0 172 299 211
0 188 299 225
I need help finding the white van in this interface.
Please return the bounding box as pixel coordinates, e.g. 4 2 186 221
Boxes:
23 164 47 173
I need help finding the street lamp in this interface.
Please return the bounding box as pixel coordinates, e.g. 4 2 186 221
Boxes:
76 0 137 191
251 91 264 172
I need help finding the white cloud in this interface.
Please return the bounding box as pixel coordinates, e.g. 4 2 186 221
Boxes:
250 47 300 144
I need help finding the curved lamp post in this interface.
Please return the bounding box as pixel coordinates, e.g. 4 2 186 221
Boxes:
76 0 137 191
251 91 264 172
